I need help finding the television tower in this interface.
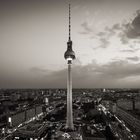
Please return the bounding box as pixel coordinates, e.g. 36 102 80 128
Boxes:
64 4 75 130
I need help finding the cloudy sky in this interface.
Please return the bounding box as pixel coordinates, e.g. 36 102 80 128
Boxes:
1 0 140 88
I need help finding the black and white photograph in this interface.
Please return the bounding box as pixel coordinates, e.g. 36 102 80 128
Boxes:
0 0 140 139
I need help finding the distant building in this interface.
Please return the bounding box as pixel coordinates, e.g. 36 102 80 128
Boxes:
103 89 106 93
44 97 49 105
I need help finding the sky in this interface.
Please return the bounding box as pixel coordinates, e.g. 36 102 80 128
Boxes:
1 0 140 88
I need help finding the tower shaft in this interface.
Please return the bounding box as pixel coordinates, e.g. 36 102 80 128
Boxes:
66 63 74 130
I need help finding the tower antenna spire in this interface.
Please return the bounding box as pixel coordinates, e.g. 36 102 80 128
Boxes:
69 4 71 41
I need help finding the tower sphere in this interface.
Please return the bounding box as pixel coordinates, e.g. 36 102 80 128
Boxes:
64 41 75 60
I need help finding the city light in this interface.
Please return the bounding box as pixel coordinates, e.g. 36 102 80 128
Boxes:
8 117 11 123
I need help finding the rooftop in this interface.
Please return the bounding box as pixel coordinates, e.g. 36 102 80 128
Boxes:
13 121 49 138
81 125 105 139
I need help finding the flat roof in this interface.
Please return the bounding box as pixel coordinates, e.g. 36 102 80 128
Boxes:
79 124 105 139
13 121 48 138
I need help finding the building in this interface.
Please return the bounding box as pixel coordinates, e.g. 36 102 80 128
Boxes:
13 121 49 139
81 125 106 140
8 105 42 127
64 4 75 131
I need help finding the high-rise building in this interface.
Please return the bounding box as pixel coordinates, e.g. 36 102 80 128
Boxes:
64 4 75 131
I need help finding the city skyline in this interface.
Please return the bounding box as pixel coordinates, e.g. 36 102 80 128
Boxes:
1 0 140 88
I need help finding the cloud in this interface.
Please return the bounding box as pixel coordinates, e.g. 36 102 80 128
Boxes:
80 10 140 52
80 21 114 49
51 60 140 88
1 60 140 88
126 56 139 62
80 22 93 34
80 20 126 50
118 32 129 44
97 32 106 37
120 49 136 53
112 24 121 30
99 38 110 48
124 11 140 39
104 26 117 38
97 24 121 38
30 67 52 74
92 60 140 86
